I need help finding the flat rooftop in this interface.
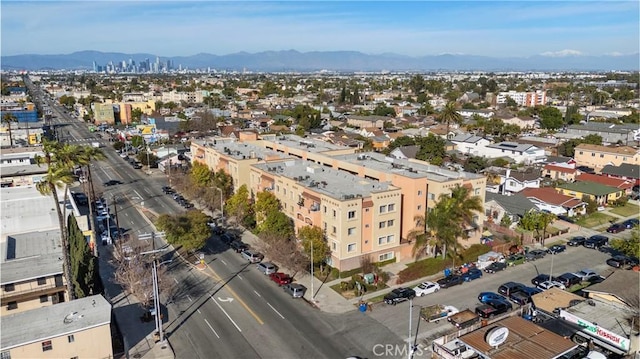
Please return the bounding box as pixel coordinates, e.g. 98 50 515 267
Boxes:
261 134 346 153
561 298 635 341
0 229 63 285
0 185 61 236
331 152 484 182
1 294 111 350
199 139 289 161
253 159 396 200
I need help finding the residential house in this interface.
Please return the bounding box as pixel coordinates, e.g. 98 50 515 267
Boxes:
567 123 640 145
389 145 420 160
520 187 586 216
346 115 393 129
450 134 491 156
484 192 536 227
601 163 640 186
458 92 480 103
573 143 640 173
456 109 494 119
0 295 113 359
556 182 625 206
575 173 635 195
497 114 537 129
484 167 541 194
0 147 46 187
484 142 546 164
542 164 579 182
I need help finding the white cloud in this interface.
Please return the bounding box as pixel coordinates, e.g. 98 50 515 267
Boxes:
539 49 584 57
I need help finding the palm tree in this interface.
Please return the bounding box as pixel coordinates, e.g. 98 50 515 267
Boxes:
444 185 484 258
439 101 462 139
2 113 17 147
35 140 78 300
76 146 105 254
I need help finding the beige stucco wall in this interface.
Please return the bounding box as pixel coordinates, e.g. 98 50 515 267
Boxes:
574 146 640 173
1 275 68 316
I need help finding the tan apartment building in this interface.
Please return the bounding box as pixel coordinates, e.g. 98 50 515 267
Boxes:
250 159 404 270
1 230 68 316
93 103 115 124
574 143 640 173
0 295 113 359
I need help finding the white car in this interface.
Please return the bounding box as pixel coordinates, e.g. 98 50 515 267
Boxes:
413 281 440 297
537 280 566 291
574 269 597 282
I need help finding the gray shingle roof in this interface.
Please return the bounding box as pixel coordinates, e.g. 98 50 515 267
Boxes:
601 163 640 180
485 192 536 217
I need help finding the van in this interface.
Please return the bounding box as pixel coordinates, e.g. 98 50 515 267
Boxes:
241 250 264 263
257 262 277 275
498 282 525 297
283 283 307 298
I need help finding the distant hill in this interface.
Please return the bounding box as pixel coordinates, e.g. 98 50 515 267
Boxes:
2 50 638 72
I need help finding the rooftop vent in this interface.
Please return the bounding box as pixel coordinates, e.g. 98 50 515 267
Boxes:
63 312 84 324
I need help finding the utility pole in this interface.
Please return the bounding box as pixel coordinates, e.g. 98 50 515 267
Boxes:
310 240 314 302
113 194 121 241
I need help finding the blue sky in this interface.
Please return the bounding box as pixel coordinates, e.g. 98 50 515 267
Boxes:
2 1 638 57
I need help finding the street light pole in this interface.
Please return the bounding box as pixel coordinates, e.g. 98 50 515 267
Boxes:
310 239 314 302
408 298 412 359
215 187 224 223
152 258 172 343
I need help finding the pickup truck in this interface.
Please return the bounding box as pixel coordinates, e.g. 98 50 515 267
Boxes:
420 304 459 323
447 309 480 329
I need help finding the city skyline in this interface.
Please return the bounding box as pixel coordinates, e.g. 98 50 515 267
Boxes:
2 1 639 58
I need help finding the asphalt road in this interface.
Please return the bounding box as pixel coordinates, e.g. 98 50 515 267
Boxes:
37 91 405 358
365 245 618 353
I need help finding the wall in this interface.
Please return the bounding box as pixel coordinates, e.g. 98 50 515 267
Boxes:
7 324 112 359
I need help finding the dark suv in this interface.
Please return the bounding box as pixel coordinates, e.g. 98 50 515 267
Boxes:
437 275 464 288
498 282 525 297
229 240 248 253
584 235 608 249
383 287 416 305
567 236 586 246
475 299 512 318
557 273 582 288
607 255 639 269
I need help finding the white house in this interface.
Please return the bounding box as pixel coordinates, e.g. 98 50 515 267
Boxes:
457 109 494 119
450 134 491 156
483 142 546 164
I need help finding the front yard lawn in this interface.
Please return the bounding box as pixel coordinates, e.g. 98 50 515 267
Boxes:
609 203 640 218
576 212 616 229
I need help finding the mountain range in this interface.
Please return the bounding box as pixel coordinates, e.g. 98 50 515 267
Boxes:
2 50 638 72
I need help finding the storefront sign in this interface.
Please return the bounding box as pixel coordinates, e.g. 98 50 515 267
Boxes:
485 326 509 347
560 310 630 352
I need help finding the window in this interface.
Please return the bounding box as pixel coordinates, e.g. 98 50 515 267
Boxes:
591 153 595 157
347 243 356 252
4 284 14 292
379 252 394 261
365 208 369 212
7 302 17 310
332 209 337 218
579 151 583 155
348 227 356 235
388 204 395 211
283 188 287 195
387 220 394 227
379 221 386 229
37 277 46 285
600 154 604 158
417 190 422 196
348 210 356 219
332 226 336 234
71 357 79 359
379 205 387 213
332 242 337 250
323 205 327 213
68 335 75 343
42 341 52 352
429 193 435 200
0 351 10 359
378 235 394 245
40 295 48 303
417 205 422 211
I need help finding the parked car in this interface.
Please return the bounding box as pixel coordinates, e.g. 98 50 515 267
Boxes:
162 186 175 194
509 287 542 305
475 299 512 318
531 274 558 287
484 262 507 273
506 253 524 265
241 250 264 263
584 235 608 249
220 233 235 245
573 269 598 282
229 241 248 253
606 255 639 269
269 272 292 286
437 275 464 288
547 244 566 255
478 292 507 304
606 223 626 233
567 236 586 246
283 283 306 298
557 273 582 288
257 262 278 275
413 281 440 296
537 280 566 291
383 287 416 305
462 268 483 282
498 282 525 297
103 179 123 186
525 249 547 261
623 218 639 229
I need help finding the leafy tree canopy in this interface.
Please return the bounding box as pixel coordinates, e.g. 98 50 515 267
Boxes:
190 161 213 187
156 211 210 251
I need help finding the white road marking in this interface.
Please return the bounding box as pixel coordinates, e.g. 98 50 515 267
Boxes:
211 296 242 332
173 278 179 284
253 290 261 298
125 213 129 217
187 295 193 302
220 259 227 266
197 309 201 314
267 302 285 319
238 275 244 281
133 189 144 201
203 319 220 339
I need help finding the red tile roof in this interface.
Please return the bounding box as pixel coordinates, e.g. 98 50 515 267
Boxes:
575 173 634 190
520 187 582 208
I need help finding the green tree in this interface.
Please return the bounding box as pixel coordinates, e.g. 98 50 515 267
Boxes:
439 101 462 136
137 151 159 167
2 113 17 148
557 138 583 157
259 211 294 239
609 226 639 258
409 74 425 94
112 141 125 152
68 215 100 298
415 134 446 165
299 226 330 269
190 161 213 187
130 135 144 148
156 211 210 251
255 191 281 230
373 103 396 117
500 215 512 228
519 209 556 245
537 106 564 130
225 185 253 227
131 108 143 123
583 134 603 145
464 156 488 173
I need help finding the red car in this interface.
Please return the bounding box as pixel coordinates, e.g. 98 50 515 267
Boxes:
269 272 292 286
